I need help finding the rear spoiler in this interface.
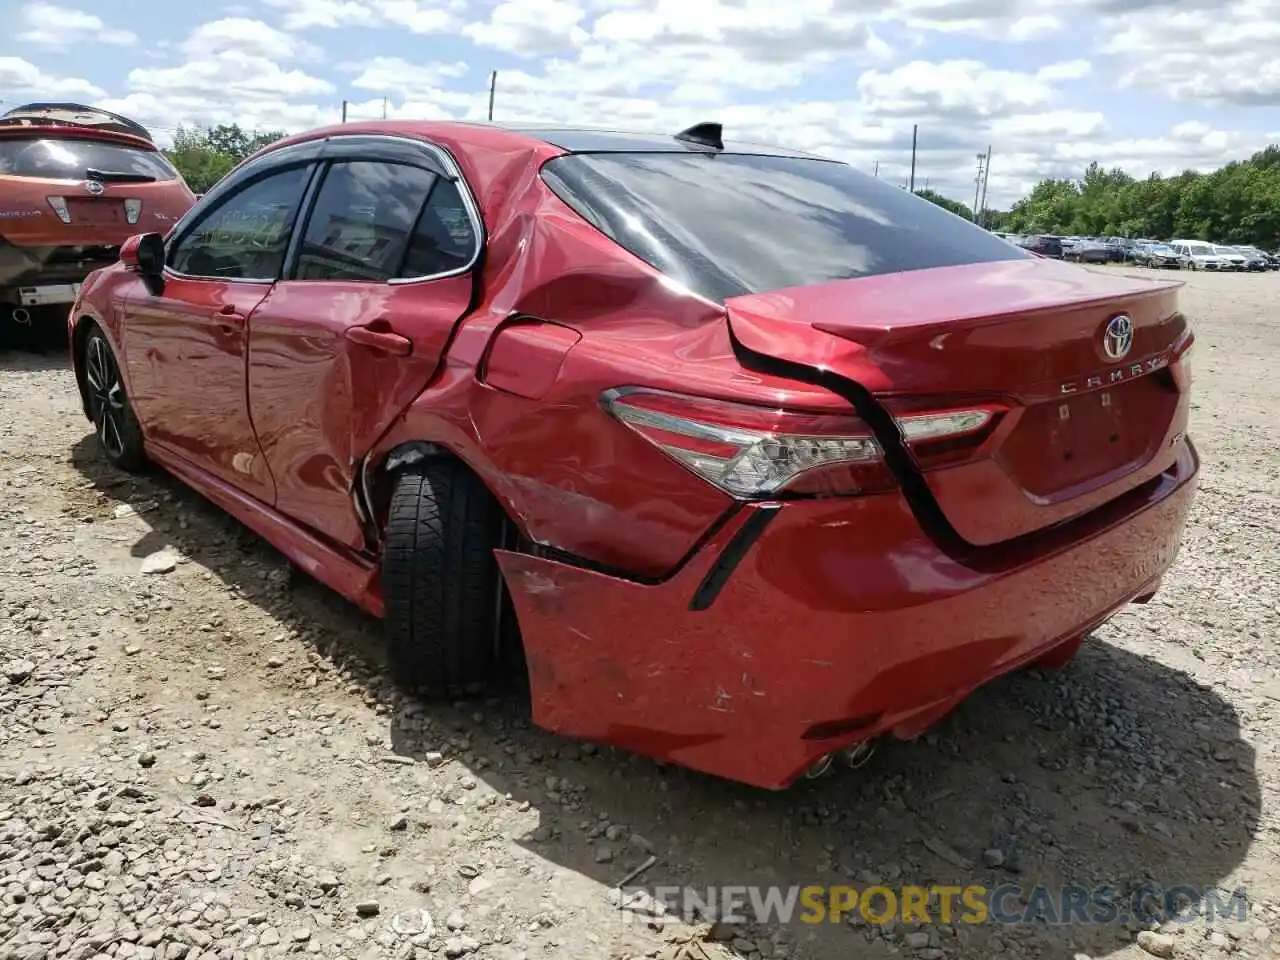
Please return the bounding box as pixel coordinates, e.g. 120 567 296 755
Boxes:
0 102 154 144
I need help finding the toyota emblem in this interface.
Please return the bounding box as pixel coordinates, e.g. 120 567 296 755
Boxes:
83 179 105 196
1102 314 1134 361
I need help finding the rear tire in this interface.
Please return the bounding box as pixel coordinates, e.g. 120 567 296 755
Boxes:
82 325 148 472
381 460 515 697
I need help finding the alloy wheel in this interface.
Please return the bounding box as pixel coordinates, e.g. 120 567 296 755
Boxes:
85 336 126 460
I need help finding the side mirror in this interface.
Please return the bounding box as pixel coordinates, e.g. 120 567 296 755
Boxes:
120 233 166 277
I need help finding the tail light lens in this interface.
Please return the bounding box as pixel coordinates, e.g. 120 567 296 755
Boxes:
604 387 889 497
1170 336 1193 391
47 196 71 223
890 404 1006 469
603 387 1002 498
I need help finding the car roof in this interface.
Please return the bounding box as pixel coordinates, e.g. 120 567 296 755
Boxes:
493 124 834 160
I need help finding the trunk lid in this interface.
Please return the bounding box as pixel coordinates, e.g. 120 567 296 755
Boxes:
724 258 1192 546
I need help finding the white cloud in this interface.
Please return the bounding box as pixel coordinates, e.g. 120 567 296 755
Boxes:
127 54 333 102
263 0 458 33
463 0 589 54
1036 60 1092 83
856 60 1054 119
17 3 137 50
0 56 105 100
181 18 319 61
348 57 472 103
1102 1 1280 106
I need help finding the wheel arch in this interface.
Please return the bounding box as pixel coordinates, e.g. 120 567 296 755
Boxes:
362 439 527 550
70 314 103 421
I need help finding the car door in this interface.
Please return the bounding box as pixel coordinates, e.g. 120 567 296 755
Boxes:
120 160 317 503
245 137 481 549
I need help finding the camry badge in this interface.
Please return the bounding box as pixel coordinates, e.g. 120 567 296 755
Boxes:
83 179 105 196
1102 314 1134 361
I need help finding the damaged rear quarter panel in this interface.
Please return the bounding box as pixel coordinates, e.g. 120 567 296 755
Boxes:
372 151 849 578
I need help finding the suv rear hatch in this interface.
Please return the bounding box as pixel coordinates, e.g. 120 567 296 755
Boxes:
0 125 194 266
724 257 1191 545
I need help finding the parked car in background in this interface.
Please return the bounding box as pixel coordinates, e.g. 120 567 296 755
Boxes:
1171 240 1228 270
1230 246 1270 271
0 102 196 338
1100 238 1127 263
1137 243 1185 269
66 119 1199 788
1016 233 1064 258
1062 237 1109 263
1210 245 1248 271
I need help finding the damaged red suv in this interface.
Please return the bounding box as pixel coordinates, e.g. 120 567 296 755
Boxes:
69 121 1198 788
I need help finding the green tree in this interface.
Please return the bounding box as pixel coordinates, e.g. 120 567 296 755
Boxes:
914 188 973 220
164 123 285 193
992 144 1280 249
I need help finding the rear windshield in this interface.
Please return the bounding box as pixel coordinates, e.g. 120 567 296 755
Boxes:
0 136 177 181
541 151 1029 302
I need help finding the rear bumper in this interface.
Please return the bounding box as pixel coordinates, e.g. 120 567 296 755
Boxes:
0 244 118 300
498 440 1199 788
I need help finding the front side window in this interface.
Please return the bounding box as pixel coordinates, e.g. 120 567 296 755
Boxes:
168 166 311 280
295 161 437 282
541 151 1029 303
0 136 178 181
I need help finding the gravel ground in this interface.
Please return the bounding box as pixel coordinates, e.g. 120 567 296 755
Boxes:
1 267 1278 960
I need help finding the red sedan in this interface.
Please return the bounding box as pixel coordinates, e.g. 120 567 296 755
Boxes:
68 121 1198 789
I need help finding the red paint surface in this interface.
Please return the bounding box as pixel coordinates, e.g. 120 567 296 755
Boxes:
122 276 277 504
72 121 1201 787
500 442 1197 788
245 274 473 550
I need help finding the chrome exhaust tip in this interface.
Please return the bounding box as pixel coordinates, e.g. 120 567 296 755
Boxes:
12 308 31 325
842 741 876 769
804 753 835 779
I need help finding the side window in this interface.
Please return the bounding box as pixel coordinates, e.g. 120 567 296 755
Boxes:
295 161 437 282
398 178 477 278
169 166 311 280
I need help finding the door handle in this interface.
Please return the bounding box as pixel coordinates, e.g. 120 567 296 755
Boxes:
345 325 412 356
213 304 246 324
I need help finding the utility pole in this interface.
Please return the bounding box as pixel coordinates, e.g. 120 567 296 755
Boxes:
923 176 929 191
872 160 879 177
973 151 987 218
487 71 497 121
382 97 388 120
977 145 993 227
908 124 918 192
341 100 348 122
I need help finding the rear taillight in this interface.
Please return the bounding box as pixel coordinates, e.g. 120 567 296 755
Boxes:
1171 336 1193 391
604 387 889 497
890 404 1006 469
603 387 1000 498
47 196 71 223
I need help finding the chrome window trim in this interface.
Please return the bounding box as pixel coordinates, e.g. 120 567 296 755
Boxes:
164 133 485 287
